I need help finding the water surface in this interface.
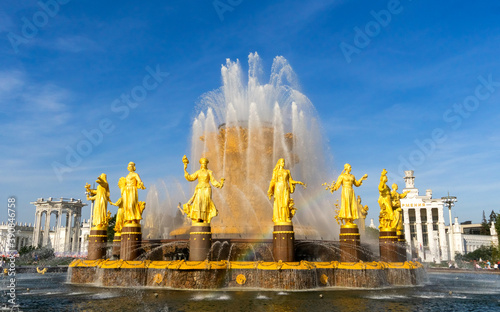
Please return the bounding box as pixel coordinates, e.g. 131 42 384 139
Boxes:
2 272 500 311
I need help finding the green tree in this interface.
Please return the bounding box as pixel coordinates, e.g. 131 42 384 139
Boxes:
480 210 490 235
365 226 380 240
18 245 35 256
107 213 117 242
462 245 494 262
489 210 497 224
496 213 500 243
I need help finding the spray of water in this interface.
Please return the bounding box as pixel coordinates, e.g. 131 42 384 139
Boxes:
144 52 338 240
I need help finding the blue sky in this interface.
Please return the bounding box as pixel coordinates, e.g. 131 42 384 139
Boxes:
1 0 499 226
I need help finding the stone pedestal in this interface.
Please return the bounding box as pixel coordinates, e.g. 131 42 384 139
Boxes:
273 222 294 262
87 227 107 260
379 228 398 262
121 223 142 261
189 222 212 261
397 230 407 262
112 233 121 259
339 224 360 262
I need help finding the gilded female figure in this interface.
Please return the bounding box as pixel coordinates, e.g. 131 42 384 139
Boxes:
110 177 126 233
391 183 409 230
378 169 393 229
267 158 305 223
183 156 224 223
123 162 146 224
85 173 112 228
328 163 367 225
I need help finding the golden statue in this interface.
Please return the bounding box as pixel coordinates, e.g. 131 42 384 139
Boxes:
378 169 394 229
357 195 369 220
391 183 409 231
110 177 126 233
267 158 306 223
183 156 224 223
123 162 146 225
85 173 112 228
325 163 367 226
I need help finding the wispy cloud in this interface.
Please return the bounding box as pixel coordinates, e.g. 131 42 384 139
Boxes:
51 35 102 53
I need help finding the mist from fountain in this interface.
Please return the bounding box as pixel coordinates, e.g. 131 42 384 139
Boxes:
143 52 338 240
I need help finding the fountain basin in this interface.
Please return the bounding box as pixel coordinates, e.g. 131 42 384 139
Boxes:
68 259 425 290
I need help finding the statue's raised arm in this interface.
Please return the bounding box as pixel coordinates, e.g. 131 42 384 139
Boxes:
123 162 146 226
85 173 111 228
268 158 305 223
182 156 224 224
325 163 367 226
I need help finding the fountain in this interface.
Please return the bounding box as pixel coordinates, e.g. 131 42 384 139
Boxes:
68 53 425 290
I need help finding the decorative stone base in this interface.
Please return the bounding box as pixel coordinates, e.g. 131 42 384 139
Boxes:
68 259 426 289
189 223 212 261
87 228 107 260
397 231 407 262
380 228 398 262
112 233 121 259
339 224 360 262
273 223 294 262
121 224 142 261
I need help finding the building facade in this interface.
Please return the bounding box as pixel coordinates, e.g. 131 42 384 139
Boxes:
31 197 87 254
401 170 448 262
0 222 34 256
401 170 498 263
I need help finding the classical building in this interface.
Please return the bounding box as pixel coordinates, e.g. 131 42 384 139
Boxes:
400 170 447 262
401 170 498 263
31 197 88 254
0 222 34 256
447 219 498 256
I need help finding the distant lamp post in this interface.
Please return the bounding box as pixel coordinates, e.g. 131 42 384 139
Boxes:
441 193 457 261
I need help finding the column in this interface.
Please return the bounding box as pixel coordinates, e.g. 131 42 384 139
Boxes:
33 211 42 247
415 208 423 259
65 211 72 253
437 205 448 261
403 208 411 259
448 208 455 261
426 207 436 262
42 210 51 246
72 213 80 252
54 211 62 253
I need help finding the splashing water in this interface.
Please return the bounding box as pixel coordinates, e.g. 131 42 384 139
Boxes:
144 52 338 240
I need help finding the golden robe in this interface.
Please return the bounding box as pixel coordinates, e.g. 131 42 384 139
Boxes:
333 173 361 221
184 169 222 223
123 172 146 223
268 168 295 223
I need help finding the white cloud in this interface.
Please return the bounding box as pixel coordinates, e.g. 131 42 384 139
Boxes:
52 35 102 53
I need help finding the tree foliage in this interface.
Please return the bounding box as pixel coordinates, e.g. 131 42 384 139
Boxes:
480 210 490 235
496 213 500 243
459 245 496 262
107 213 117 242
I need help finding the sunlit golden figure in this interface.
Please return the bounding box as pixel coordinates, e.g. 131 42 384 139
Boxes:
85 173 112 228
123 162 146 225
391 183 409 230
110 177 126 233
358 195 369 220
378 169 393 229
183 156 224 223
326 163 367 225
267 158 306 223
